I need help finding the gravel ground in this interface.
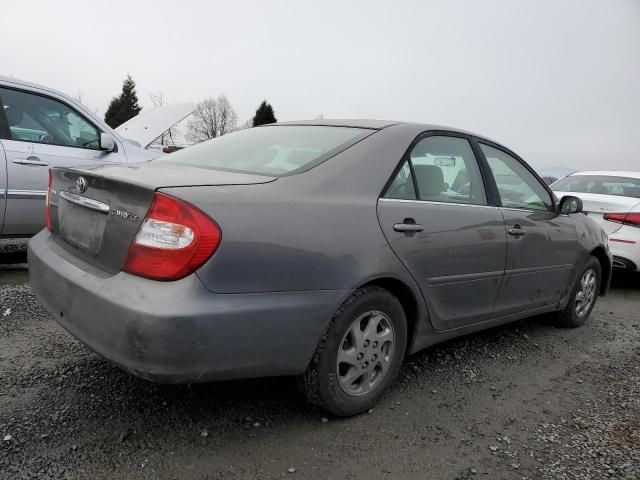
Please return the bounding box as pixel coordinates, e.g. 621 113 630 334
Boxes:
0 239 28 267
0 257 638 479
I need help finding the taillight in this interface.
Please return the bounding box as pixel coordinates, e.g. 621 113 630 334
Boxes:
604 212 640 227
626 213 640 226
123 192 221 281
45 169 52 231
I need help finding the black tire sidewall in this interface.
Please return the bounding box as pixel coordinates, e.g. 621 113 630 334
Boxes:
315 289 407 416
562 257 601 326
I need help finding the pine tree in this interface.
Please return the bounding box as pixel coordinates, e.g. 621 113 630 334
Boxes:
104 75 142 128
252 100 277 127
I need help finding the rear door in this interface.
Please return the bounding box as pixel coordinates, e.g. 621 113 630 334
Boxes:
377 133 507 330
0 139 6 233
0 86 127 236
478 142 581 315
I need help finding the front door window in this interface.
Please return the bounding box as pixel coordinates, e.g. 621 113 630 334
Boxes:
0 87 101 149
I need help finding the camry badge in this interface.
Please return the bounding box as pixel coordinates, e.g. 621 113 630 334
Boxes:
111 208 139 222
76 176 88 194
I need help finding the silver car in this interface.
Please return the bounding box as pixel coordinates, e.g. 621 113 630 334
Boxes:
28 120 611 416
0 77 190 236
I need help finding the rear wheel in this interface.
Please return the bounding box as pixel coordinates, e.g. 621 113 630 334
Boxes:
300 287 407 416
554 257 601 328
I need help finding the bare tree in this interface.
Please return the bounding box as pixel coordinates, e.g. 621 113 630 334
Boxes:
150 91 166 108
147 91 177 148
71 89 99 113
187 95 238 142
73 89 84 104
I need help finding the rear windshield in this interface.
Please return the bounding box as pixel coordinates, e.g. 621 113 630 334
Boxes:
156 125 373 176
552 175 640 199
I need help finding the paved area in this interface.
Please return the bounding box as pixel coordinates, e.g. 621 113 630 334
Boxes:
0 255 638 479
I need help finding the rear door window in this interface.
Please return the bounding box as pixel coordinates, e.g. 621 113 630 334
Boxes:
410 136 487 205
384 135 487 205
384 160 417 200
387 135 487 205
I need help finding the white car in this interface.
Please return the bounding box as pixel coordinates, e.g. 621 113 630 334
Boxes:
0 76 193 237
552 171 640 272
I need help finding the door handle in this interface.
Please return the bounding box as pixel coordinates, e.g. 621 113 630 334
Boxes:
12 156 49 166
507 224 526 236
394 222 424 233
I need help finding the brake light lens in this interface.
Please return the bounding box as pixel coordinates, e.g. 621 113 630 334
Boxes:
45 169 52 231
604 212 640 227
123 192 221 281
625 213 640 226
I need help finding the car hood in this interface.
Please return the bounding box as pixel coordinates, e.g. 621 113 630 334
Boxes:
115 103 195 148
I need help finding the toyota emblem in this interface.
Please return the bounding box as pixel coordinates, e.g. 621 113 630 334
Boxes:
76 176 88 194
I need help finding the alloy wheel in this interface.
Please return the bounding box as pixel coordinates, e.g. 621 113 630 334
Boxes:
336 310 395 397
575 268 597 317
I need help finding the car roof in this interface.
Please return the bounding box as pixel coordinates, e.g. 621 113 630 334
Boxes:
273 119 500 141
0 75 71 100
567 170 640 180
274 119 403 129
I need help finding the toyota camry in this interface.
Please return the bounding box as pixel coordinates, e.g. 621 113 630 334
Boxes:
28 120 611 416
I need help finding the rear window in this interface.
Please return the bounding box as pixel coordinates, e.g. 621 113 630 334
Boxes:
552 175 640 199
156 125 373 176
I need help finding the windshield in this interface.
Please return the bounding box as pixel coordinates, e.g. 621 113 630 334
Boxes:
552 175 640 199
157 125 374 176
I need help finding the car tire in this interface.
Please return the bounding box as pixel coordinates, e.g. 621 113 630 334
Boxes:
554 256 601 328
299 286 407 417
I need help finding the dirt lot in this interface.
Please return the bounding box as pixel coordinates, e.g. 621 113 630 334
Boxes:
1 247 639 479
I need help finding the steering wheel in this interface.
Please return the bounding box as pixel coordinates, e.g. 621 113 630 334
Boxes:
39 133 54 144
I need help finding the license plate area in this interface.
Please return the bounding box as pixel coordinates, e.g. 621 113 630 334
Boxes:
58 198 108 256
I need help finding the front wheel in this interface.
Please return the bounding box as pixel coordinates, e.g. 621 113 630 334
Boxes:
299 286 407 416
554 257 601 328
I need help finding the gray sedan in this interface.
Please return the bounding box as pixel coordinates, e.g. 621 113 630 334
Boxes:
28 120 611 416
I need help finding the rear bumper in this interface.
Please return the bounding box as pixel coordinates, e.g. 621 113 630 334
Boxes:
609 227 639 271
28 231 349 383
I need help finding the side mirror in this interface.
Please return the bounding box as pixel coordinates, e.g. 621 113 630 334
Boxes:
559 195 583 214
100 133 116 152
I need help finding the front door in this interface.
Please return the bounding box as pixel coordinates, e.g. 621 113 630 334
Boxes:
478 143 581 316
0 87 126 235
377 134 507 330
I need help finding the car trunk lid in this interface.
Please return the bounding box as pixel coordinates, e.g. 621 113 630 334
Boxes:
554 190 640 234
48 163 275 274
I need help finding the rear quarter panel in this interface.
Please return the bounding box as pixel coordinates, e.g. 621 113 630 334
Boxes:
160 124 426 295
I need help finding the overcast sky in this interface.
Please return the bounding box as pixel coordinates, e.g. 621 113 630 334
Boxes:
3 0 639 170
